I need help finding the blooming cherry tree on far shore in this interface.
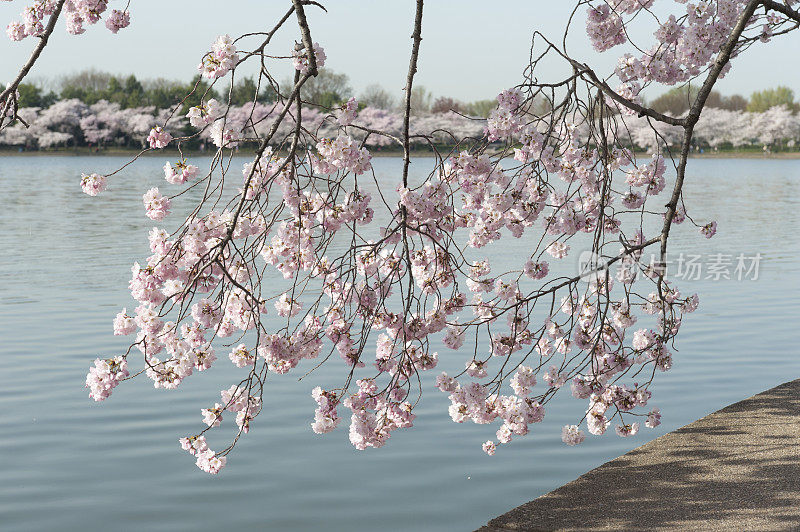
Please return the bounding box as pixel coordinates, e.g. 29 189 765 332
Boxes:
3 0 799 474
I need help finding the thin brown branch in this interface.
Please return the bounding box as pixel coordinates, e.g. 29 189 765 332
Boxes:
0 0 67 126
292 0 319 76
660 0 761 261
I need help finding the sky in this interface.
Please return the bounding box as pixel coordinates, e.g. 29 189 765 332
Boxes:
1 1 798 102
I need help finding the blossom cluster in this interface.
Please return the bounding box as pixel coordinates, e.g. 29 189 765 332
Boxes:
164 159 198 185
486 88 523 141
85 356 128 401
5 0 130 41
53 1 776 475
313 134 373 175
146 126 172 149
292 41 326 73
178 436 226 474
199 34 239 79
85 79 714 467
598 0 792 92
80 172 106 196
338 97 359 126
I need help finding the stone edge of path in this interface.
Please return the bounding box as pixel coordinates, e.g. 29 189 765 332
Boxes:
477 379 800 532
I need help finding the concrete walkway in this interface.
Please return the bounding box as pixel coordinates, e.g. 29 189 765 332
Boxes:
479 379 800 531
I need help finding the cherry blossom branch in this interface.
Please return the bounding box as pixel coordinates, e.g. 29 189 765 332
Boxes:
0 0 66 127
61 0 784 470
760 0 800 22
402 0 424 189
292 0 319 76
530 32 685 127
577 64 686 127
660 0 761 261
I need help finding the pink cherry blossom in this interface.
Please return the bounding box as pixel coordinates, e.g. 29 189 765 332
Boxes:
615 422 640 437
85 356 128 401
142 187 171 220
646 408 662 428
22 0 777 472
164 160 198 185
482 440 497 456
147 126 172 149
338 97 358 125
80 172 106 196
292 41 326 73
104 9 129 33
113 308 136 335
701 221 718 239
199 34 239 79
561 425 586 446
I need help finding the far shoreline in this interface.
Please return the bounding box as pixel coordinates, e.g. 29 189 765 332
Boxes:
2 147 800 159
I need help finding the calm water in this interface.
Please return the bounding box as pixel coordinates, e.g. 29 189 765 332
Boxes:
0 155 798 531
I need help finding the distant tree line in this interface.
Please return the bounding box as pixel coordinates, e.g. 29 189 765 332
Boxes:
9 68 797 120
13 68 276 111
645 84 798 115
8 68 505 118
3 67 800 153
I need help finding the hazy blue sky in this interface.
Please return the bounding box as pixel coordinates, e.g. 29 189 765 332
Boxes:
1 1 797 102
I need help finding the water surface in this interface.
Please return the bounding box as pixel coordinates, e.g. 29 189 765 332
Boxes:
0 155 798 531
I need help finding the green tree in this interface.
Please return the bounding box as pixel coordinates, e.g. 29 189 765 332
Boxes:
100 76 124 106
650 85 701 115
59 85 88 102
58 68 111 104
180 75 221 112
17 83 44 107
747 86 797 112
121 75 145 108
143 78 187 109
649 84 747 114
16 83 57 108
463 99 496 118
227 77 276 106
299 69 352 108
